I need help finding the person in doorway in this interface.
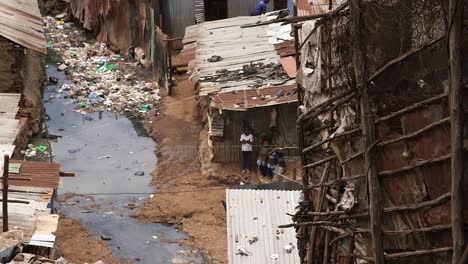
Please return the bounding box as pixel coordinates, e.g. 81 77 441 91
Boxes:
251 0 270 16
257 138 271 177
240 127 254 173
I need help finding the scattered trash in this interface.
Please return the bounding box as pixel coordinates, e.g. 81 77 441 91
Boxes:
100 234 112 241
248 236 258 244
284 243 295 253
48 76 59 83
97 155 112 160
37 145 48 153
42 16 162 116
235 246 250 256
270 253 279 259
134 171 145 176
152 235 158 239
124 203 140 209
57 64 68 71
207 55 223 62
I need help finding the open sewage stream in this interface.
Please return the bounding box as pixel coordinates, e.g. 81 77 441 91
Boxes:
28 63 203 264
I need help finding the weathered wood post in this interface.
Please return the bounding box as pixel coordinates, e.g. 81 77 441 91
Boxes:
3 154 9 232
448 0 466 263
348 0 384 263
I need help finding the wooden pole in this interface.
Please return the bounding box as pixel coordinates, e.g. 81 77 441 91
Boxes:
3 154 9 232
448 0 466 262
349 1 384 264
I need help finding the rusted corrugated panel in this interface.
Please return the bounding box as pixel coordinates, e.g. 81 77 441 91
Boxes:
211 85 297 111
274 40 296 57
227 0 274 17
194 0 205 23
279 56 297 78
0 0 47 54
9 160 61 189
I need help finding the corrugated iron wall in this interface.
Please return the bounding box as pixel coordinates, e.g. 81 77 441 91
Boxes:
212 104 299 163
227 0 274 17
162 0 195 47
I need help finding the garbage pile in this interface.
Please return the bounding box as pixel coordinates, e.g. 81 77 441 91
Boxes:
201 62 290 87
43 15 160 116
7 253 104 264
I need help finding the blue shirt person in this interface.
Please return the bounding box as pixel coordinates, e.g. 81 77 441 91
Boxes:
251 0 270 16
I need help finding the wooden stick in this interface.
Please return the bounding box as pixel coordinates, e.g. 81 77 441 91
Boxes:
355 223 453 235
449 0 466 262
385 192 452 213
378 154 451 177
368 36 445 84
307 163 330 264
308 174 366 189
0 199 30 204
387 247 452 259
302 128 360 154
349 0 384 262
0 177 31 181
297 91 355 123
2 155 8 232
375 93 447 123
340 151 364 165
377 117 450 147
323 231 331 264
304 155 337 169
241 2 348 28
279 221 346 228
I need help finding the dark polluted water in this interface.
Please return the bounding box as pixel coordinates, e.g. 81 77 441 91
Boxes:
34 65 203 264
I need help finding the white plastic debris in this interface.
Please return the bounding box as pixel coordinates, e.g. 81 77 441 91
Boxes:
284 243 295 253
235 246 250 256
270 253 279 259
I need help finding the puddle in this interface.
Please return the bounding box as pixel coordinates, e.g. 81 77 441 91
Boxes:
36 65 203 263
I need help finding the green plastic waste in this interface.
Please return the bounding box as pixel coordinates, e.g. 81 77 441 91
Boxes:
78 102 87 108
47 44 54 49
116 55 123 61
139 104 151 111
96 63 118 73
38 145 48 153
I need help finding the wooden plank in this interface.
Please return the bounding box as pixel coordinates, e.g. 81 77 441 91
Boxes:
448 0 466 262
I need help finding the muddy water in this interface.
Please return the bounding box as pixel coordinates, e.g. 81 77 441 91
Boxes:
40 65 203 263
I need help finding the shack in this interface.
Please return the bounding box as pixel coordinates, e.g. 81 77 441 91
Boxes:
183 12 299 163
0 0 48 148
290 0 468 263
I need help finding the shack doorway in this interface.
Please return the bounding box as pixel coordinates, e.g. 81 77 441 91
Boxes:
204 0 228 21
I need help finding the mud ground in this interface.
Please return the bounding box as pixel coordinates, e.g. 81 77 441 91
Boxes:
55 218 123 263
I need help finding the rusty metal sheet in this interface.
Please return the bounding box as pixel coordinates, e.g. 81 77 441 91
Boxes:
0 0 47 54
280 56 297 78
9 160 61 189
211 84 297 111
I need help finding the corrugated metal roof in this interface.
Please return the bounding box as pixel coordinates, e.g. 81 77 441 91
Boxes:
212 84 297 111
0 0 47 54
296 0 344 16
185 13 295 96
226 189 301 264
0 186 56 243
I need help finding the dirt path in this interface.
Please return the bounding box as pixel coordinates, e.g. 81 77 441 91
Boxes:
55 218 122 263
133 75 228 263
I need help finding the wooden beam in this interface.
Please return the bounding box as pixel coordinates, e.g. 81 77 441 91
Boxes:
386 247 452 260
449 0 466 262
303 155 336 169
375 93 447 123
377 117 450 147
297 91 355 123
308 174 366 189
378 154 451 177
302 128 360 154
349 0 384 263
368 35 445 84
2 155 8 232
